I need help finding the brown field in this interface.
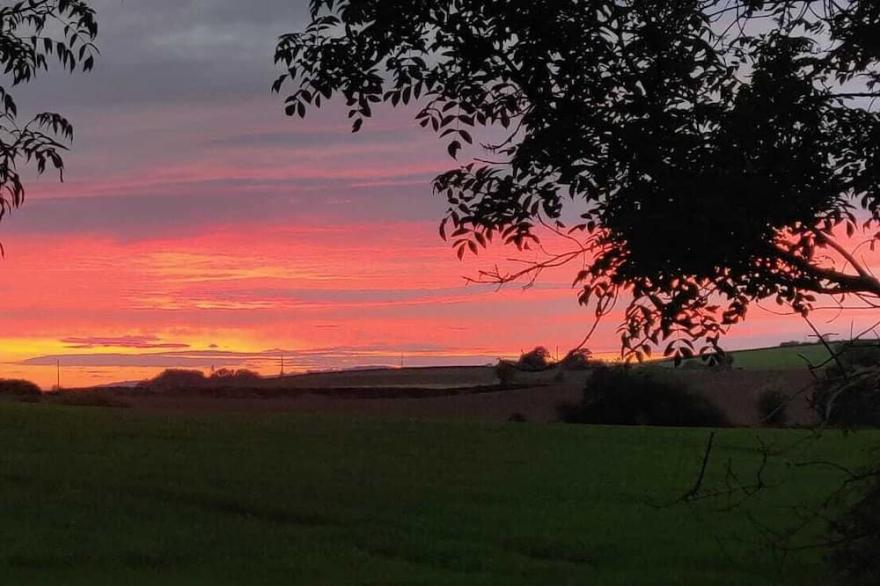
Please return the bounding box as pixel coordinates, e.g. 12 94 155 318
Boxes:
50 365 819 426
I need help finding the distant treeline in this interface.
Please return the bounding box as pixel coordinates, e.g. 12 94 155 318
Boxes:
138 368 262 392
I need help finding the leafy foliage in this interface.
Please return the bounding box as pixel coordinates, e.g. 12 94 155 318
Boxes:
0 1 98 224
275 1 880 360
558 366 727 427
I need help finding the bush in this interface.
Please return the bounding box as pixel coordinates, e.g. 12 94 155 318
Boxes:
836 341 880 369
140 369 207 392
828 477 880 585
517 346 552 371
210 368 262 386
495 360 517 388
0 379 41 397
814 369 880 427
558 366 727 427
757 389 789 427
714 352 735 370
560 349 593 370
814 343 880 427
210 368 236 379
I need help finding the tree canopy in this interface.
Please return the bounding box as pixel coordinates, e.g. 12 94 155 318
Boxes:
274 1 880 361
0 0 98 226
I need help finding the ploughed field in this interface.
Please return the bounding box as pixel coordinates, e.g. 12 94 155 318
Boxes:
65 343 833 424
0 402 875 585
71 361 816 426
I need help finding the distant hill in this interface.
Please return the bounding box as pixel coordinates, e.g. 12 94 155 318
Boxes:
726 343 838 369
670 342 837 370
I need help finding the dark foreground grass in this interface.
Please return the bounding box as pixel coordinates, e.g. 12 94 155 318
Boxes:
0 403 876 585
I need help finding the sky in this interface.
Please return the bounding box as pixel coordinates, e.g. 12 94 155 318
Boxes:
1 0 877 388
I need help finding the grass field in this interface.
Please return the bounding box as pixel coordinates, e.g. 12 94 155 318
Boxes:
726 344 836 370
665 343 835 370
0 403 876 585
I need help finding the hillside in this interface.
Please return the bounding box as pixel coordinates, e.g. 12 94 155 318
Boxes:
669 342 836 371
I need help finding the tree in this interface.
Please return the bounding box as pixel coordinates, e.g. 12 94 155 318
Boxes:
560 348 593 370
0 1 98 227
517 346 552 371
274 1 880 362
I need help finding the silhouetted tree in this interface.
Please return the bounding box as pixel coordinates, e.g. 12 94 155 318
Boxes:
494 359 517 387
0 1 98 223
814 341 880 427
517 346 552 371
210 368 263 386
560 348 593 370
557 365 727 427
140 369 207 392
274 1 880 362
0 379 41 397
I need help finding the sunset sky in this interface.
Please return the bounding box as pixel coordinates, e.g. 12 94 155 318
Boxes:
2 0 877 388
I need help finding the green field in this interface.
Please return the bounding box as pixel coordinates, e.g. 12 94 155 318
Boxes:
0 403 876 585
727 343 836 370
667 343 836 370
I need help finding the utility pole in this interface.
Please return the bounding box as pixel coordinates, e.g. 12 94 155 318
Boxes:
280 353 285 377
56 359 61 391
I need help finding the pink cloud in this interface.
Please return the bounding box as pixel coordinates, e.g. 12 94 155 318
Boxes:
61 335 191 349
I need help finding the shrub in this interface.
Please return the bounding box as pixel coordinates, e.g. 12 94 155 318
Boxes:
828 477 880 585
232 369 261 381
757 389 789 427
814 369 880 427
517 346 552 371
560 349 593 370
140 369 207 392
814 344 880 427
836 341 880 369
559 366 727 427
507 412 527 423
210 368 262 386
495 360 517 388
0 379 41 397
714 352 735 370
